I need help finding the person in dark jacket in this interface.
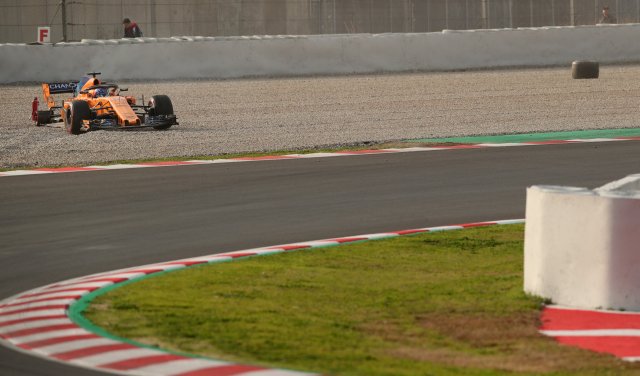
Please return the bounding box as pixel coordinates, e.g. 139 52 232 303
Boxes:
599 6 617 24
123 18 143 38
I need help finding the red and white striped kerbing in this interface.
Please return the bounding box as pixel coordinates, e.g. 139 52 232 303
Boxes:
541 306 640 361
0 219 523 375
2 137 639 178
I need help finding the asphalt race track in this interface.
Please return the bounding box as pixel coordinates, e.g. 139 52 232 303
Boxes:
2 141 640 375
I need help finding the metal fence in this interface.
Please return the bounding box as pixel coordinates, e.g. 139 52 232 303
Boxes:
2 0 640 43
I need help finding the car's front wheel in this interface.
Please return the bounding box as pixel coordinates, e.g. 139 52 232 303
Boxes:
148 95 174 130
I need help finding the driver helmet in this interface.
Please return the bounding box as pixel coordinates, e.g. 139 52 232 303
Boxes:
94 88 108 97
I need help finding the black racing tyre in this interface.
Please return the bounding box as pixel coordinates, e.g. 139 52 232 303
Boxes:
36 110 51 126
148 95 174 130
66 100 91 135
572 61 599 79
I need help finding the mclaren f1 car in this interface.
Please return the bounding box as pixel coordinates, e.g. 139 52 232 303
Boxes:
32 72 178 134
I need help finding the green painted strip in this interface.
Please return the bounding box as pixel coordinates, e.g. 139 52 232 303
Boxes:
68 275 183 353
67 258 236 360
409 128 640 144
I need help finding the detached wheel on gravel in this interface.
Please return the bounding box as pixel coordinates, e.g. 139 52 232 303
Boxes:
66 100 91 135
148 95 174 130
572 61 599 79
36 110 51 126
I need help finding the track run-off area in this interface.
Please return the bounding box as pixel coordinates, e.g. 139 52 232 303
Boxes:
4 65 640 169
2 139 640 375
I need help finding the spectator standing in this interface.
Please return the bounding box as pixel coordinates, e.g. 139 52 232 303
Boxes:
599 6 617 24
123 18 143 38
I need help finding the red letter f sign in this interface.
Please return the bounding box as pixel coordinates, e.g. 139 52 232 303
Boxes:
37 27 51 43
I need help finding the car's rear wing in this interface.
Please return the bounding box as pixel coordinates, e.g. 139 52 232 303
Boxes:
41 82 78 109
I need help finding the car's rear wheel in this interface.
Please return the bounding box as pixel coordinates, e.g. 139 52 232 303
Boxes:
148 95 174 130
66 100 91 135
36 110 51 126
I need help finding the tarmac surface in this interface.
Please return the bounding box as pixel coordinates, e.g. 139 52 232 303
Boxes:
2 141 640 375
2 65 640 168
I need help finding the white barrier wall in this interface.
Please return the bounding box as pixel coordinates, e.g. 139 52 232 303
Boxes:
524 174 640 311
2 23 640 83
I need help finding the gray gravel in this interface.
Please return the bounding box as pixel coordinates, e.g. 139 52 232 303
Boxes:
2 66 640 168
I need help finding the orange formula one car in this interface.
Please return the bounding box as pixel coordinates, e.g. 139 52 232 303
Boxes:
32 72 177 135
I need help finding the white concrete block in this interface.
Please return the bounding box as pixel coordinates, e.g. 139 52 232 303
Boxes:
524 176 640 311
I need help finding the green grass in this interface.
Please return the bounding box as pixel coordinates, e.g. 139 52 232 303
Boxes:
84 225 639 375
